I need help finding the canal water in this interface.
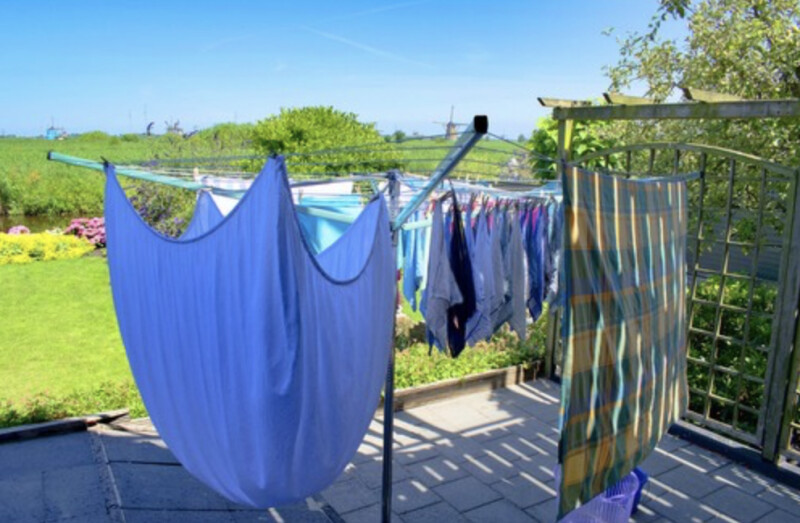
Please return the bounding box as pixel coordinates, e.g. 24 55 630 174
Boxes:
0 215 77 233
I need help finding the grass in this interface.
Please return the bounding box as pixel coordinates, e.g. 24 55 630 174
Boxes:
0 255 545 428
0 133 528 219
0 131 253 217
0 257 130 401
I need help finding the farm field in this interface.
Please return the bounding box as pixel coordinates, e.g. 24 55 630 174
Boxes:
0 131 527 222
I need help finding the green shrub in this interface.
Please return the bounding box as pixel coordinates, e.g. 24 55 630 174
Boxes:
0 232 93 264
252 106 402 176
395 320 546 389
72 130 112 142
0 380 146 429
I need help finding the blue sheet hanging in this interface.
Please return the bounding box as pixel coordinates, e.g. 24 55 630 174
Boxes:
180 191 224 240
104 156 395 508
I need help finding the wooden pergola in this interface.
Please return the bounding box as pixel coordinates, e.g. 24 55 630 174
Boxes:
538 91 800 463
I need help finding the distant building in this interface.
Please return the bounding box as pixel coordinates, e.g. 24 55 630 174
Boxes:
45 127 67 140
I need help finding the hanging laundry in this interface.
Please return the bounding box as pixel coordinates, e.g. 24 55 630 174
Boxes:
420 200 463 352
488 207 508 330
445 192 476 357
545 200 564 308
493 206 527 339
210 192 239 216
180 191 224 240
402 210 429 311
295 195 364 254
557 166 689 519
524 205 548 322
211 189 368 256
466 209 498 345
104 156 395 509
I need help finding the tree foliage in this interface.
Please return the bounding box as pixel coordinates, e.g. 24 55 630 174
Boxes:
192 122 254 151
527 117 619 180
603 0 800 166
251 106 401 176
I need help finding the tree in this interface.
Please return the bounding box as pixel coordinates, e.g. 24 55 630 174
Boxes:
252 106 401 176
603 0 800 166
386 130 407 142
599 0 800 249
527 117 619 180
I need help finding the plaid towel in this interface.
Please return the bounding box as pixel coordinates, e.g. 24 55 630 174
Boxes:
558 166 689 518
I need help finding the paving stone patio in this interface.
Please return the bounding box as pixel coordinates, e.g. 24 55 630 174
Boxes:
1 379 798 522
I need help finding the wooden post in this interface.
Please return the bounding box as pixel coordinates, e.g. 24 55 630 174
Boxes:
762 168 800 462
544 118 574 379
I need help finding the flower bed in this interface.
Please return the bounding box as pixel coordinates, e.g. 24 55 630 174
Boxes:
0 232 94 265
64 217 106 247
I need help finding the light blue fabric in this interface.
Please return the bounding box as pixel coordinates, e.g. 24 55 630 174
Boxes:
402 211 429 310
180 191 224 240
296 195 363 254
466 210 496 345
104 156 395 508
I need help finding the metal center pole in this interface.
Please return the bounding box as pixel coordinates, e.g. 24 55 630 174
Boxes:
380 278 397 523
380 117 487 522
381 171 400 523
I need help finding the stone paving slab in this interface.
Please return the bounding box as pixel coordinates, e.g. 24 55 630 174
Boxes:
1 379 799 522
0 431 96 476
98 430 179 465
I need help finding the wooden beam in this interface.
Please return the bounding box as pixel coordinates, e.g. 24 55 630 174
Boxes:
552 99 800 121
762 168 800 462
537 97 592 108
682 87 744 102
603 92 657 105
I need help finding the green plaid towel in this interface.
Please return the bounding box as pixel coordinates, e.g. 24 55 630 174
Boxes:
558 166 689 518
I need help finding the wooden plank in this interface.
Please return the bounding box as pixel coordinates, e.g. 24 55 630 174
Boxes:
576 142 796 177
603 92 657 105
762 168 800 462
544 118 574 379
537 97 592 108
736 168 767 436
682 87 744 102
553 99 800 121
776 307 800 461
686 153 708 368
377 363 540 412
703 158 737 424
545 310 561 379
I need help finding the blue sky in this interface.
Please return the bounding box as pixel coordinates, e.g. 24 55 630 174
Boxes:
0 1 685 138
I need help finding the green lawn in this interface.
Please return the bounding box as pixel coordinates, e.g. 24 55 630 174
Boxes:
0 257 130 402
0 255 542 428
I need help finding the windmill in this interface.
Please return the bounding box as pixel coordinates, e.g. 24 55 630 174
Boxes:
434 106 468 140
165 120 183 135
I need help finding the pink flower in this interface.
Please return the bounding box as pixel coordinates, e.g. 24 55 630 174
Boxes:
7 225 30 235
